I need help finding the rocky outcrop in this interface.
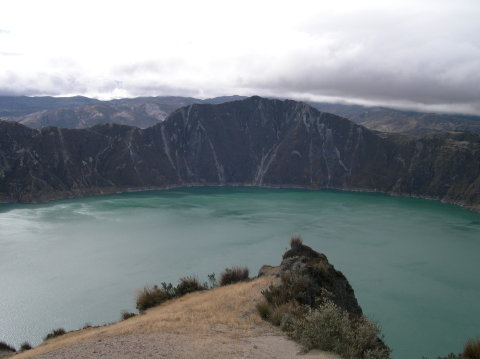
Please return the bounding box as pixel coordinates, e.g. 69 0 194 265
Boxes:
279 241 363 316
0 96 479 210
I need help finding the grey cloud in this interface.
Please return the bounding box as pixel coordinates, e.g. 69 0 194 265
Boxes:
240 4 480 114
2 3 480 115
0 72 87 96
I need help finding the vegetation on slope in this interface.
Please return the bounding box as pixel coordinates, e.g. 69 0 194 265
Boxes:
257 237 391 359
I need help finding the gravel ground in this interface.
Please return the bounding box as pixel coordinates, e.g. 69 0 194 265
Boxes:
27 332 339 359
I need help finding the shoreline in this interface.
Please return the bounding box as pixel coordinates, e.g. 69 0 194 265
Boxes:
1 182 478 214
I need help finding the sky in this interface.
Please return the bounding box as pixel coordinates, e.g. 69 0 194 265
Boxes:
1 0 480 115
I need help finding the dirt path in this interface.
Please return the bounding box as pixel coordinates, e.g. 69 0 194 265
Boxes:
13 276 341 359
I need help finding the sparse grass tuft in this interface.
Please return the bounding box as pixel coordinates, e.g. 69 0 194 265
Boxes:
121 310 137 320
464 338 480 359
290 235 303 249
44 328 66 341
0 341 15 352
220 266 249 286
20 342 32 351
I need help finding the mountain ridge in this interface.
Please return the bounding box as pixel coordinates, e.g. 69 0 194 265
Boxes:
2 94 480 135
0 96 479 210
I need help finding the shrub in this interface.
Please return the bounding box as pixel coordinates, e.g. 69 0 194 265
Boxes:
207 273 217 288
44 328 66 341
290 235 303 249
464 338 480 359
220 266 250 286
136 285 173 312
256 300 272 320
269 302 299 326
175 276 207 296
290 301 389 359
121 310 137 320
261 272 312 307
20 342 32 351
0 341 15 352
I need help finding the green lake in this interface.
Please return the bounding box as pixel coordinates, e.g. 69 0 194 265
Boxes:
0 187 479 358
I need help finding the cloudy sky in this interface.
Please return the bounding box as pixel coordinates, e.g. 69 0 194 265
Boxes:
1 0 479 114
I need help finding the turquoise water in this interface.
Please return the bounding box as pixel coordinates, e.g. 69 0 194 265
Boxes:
0 187 479 358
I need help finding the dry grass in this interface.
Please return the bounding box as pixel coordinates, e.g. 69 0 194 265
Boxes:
464 338 480 359
220 266 250 286
290 236 303 249
43 329 66 341
14 275 278 359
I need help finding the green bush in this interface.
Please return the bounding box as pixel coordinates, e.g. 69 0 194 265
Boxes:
175 276 207 296
261 272 311 307
220 266 249 286
20 342 32 351
0 341 15 352
291 301 390 359
44 328 66 341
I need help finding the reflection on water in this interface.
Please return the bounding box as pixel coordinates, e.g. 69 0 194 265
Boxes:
0 187 479 359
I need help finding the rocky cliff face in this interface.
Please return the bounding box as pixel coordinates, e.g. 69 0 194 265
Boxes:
1 96 479 209
279 241 363 316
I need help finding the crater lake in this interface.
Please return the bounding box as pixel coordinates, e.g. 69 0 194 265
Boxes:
0 187 479 358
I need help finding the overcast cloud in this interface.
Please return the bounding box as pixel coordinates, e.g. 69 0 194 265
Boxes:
1 0 479 114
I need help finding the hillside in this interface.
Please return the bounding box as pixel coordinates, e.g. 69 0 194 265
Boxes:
308 102 480 136
0 96 479 210
8 252 344 359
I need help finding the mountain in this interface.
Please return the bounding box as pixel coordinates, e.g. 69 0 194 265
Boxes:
3 95 480 136
308 102 480 135
2 96 247 129
0 97 479 210
0 96 100 117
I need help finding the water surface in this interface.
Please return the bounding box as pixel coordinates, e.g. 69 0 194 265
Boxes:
0 187 479 358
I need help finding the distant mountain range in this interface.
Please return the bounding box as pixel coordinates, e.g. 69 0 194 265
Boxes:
1 96 479 210
1 95 479 135
0 95 245 129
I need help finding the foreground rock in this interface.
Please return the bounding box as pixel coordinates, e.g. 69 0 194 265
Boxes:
280 240 363 316
1 96 479 210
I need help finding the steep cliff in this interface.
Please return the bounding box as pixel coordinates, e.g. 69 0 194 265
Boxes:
1 96 479 209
